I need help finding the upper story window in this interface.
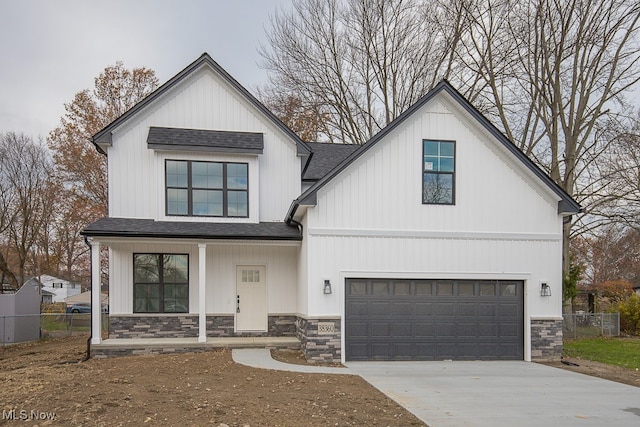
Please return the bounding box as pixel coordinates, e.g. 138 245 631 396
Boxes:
423 140 455 205
166 160 248 217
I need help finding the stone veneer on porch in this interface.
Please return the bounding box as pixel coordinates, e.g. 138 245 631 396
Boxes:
108 315 297 339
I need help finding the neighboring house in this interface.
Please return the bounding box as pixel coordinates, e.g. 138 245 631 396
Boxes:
82 53 580 362
39 274 82 303
65 291 109 308
0 278 41 344
40 289 55 304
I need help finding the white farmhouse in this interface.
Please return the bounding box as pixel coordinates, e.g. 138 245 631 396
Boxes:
82 54 580 362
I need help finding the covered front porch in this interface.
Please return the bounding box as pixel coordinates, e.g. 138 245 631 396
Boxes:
82 217 303 347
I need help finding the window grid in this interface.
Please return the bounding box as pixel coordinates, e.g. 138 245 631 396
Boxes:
423 140 455 205
133 254 189 314
166 160 248 218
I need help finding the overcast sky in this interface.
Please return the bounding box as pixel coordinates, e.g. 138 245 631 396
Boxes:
0 0 292 139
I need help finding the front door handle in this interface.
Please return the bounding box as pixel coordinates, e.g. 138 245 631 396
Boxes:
236 294 240 313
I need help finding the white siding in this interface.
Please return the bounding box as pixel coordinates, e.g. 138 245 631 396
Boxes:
107 242 298 315
106 65 301 222
302 91 564 323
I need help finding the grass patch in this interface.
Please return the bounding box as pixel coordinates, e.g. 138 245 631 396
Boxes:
40 314 91 332
564 337 640 370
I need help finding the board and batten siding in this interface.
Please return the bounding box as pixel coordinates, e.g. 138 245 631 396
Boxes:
108 242 298 315
106 66 301 222
301 92 564 319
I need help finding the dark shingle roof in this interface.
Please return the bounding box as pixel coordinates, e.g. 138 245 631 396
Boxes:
82 218 301 241
303 142 361 181
147 127 264 154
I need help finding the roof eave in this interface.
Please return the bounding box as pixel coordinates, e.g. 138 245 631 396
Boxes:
81 230 302 241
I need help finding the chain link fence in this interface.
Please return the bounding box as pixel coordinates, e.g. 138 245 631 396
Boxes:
563 312 620 339
1 313 109 345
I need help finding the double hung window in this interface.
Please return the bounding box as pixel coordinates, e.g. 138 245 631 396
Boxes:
423 140 455 204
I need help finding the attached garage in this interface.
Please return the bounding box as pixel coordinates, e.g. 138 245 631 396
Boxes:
345 278 524 361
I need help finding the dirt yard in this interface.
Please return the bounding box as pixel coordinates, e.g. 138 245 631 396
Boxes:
0 336 424 426
2 337 639 426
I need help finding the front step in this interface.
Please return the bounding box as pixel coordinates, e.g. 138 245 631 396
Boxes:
91 336 300 358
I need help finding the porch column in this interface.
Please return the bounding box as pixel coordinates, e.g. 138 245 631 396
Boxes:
90 240 102 345
198 243 207 343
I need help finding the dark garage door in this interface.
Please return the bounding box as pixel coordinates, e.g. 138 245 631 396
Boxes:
345 279 524 361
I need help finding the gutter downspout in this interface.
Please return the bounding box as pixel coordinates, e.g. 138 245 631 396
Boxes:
82 236 92 362
285 199 300 226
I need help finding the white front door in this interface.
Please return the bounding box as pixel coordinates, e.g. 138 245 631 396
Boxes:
236 266 267 331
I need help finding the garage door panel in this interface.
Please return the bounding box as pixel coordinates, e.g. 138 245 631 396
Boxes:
370 342 391 359
499 323 520 337
435 303 455 316
348 342 370 359
392 342 415 358
391 302 414 315
498 303 519 316
477 303 497 316
414 323 437 337
391 322 413 336
348 322 369 338
371 322 390 336
345 279 523 361
347 301 369 316
458 323 478 337
370 302 391 316
437 323 457 337
478 323 498 337
415 302 434 315
457 303 478 316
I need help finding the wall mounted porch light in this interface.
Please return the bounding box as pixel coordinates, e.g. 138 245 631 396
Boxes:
323 279 332 294
540 282 551 296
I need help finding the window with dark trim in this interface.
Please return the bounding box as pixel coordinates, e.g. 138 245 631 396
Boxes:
166 160 248 217
423 140 455 205
133 254 189 313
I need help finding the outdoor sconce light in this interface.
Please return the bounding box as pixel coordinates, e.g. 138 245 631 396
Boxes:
323 279 332 295
541 282 551 297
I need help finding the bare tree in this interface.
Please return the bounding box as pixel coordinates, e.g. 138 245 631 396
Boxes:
261 0 640 310
0 132 56 288
459 0 640 308
260 0 464 144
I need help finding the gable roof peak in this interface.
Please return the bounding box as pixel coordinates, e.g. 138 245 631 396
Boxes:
286 79 580 222
91 52 312 157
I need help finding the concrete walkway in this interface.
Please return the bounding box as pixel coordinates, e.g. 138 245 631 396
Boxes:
232 348 354 375
346 360 640 427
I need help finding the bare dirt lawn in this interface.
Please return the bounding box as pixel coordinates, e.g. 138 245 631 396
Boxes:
3 337 639 426
0 336 424 426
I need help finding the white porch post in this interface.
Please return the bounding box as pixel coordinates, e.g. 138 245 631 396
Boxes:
198 243 207 343
90 240 102 345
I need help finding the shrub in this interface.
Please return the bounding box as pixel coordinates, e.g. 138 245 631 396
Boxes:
615 294 640 335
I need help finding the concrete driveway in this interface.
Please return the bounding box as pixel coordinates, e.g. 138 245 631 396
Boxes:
346 361 640 426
